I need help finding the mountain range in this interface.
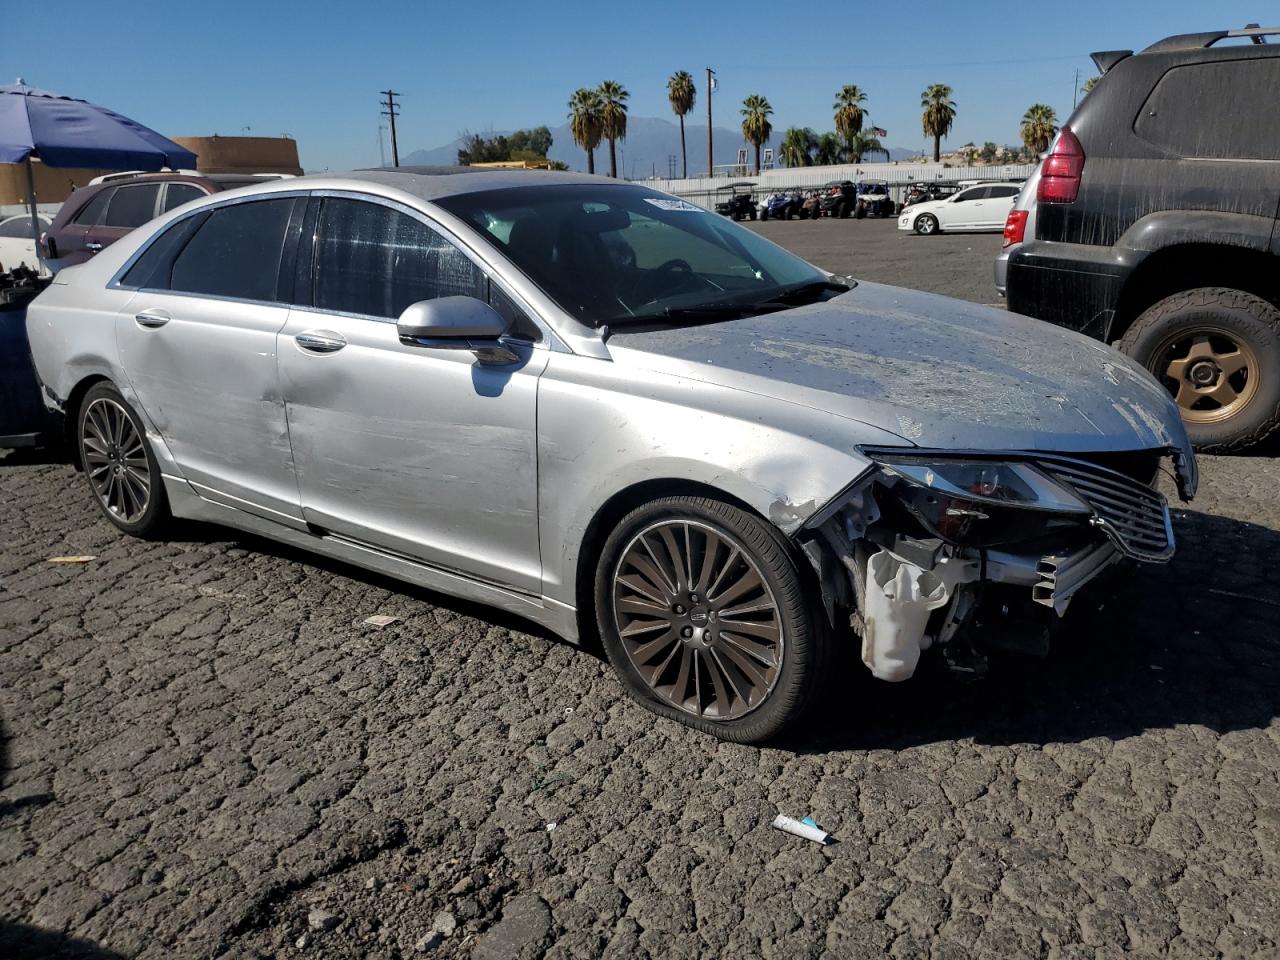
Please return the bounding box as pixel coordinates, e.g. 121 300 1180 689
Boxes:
402 116 917 177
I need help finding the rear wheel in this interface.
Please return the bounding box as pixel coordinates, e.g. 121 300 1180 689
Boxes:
915 213 939 235
595 496 828 743
77 382 171 537
1118 287 1280 452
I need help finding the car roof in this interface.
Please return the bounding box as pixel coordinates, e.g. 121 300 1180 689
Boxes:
336 167 618 200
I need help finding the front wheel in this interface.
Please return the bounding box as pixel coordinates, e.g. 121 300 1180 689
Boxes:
914 213 939 235
595 496 829 743
77 382 171 537
1118 287 1280 452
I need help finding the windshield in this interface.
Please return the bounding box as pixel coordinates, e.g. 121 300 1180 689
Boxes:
434 184 828 326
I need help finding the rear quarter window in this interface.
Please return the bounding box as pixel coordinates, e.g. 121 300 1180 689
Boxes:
1135 57 1280 160
71 189 112 225
103 185 161 229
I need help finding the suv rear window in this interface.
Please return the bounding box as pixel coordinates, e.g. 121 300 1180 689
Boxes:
103 185 161 228
1135 58 1280 160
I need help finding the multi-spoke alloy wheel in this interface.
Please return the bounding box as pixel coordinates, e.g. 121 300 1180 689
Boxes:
609 522 778 716
82 397 151 522
76 383 169 536
596 496 827 742
611 519 784 721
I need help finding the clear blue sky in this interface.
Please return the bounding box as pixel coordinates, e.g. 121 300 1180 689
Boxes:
6 1 1270 171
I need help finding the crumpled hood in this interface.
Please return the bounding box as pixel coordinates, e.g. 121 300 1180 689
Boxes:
607 282 1196 485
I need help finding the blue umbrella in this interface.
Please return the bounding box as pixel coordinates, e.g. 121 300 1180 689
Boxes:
0 80 197 260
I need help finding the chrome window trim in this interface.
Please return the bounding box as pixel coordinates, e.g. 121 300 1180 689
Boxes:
108 187 563 352
108 189 313 291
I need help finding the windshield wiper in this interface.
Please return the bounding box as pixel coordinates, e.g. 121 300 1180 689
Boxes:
762 279 853 305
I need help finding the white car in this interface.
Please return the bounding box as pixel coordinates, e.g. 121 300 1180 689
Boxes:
898 182 1021 235
0 214 52 274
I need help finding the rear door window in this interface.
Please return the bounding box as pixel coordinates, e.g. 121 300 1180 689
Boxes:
168 198 295 302
311 197 485 319
103 185 161 228
986 185 1019 198
1135 58 1280 160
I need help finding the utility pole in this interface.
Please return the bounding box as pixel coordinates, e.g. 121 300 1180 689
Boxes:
706 67 715 177
1072 68 1080 110
380 89 401 167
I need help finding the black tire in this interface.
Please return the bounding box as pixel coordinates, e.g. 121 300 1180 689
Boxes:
748 210 757 221
837 200 850 219
914 213 939 235
1117 287 1280 453
594 495 829 743
76 382 171 537
854 202 867 220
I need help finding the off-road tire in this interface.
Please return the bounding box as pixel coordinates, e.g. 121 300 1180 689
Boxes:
594 496 830 743
1118 287 1280 453
77 382 172 537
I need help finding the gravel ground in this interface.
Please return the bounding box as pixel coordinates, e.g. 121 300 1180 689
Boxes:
3 223 1279 959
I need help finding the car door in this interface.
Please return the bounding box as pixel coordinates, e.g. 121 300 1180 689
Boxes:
115 194 307 525
277 194 548 594
943 186 986 230
981 185 1019 229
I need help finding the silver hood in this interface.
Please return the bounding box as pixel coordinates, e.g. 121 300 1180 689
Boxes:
607 281 1197 491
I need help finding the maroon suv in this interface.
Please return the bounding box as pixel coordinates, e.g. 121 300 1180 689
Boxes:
41 172 282 271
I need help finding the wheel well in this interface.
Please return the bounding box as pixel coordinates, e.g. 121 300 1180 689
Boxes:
572 479 759 648
62 375 111 468
1113 245 1280 342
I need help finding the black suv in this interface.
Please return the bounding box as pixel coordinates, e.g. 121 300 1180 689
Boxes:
1005 25 1280 451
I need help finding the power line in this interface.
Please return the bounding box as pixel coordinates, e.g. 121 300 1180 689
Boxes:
380 90 401 167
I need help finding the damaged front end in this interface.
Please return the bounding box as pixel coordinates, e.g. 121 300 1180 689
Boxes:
799 448 1184 682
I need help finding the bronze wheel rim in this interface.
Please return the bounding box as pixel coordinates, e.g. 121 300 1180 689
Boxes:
611 520 784 721
1153 327 1259 424
82 397 151 522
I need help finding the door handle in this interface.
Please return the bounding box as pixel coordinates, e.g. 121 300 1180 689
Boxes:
134 309 171 328
85 242 103 252
295 330 347 353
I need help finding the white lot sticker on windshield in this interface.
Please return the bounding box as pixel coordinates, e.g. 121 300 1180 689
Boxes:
644 198 705 212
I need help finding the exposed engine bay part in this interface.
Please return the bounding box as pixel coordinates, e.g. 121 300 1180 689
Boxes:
861 550 951 681
800 448 1181 682
1033 541 1120 615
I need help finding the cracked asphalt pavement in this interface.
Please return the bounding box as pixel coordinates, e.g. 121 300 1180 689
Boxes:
3 224 1280 958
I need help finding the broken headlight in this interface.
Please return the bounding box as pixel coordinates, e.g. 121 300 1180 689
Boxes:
872 455 1092 547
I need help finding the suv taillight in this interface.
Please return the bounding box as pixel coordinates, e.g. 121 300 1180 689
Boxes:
1037 128 1085 204
1002 210 1028 248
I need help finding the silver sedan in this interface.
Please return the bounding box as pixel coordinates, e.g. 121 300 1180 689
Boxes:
26 169 1198 742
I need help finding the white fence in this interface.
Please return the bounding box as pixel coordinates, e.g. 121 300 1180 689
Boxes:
639 161 1038 210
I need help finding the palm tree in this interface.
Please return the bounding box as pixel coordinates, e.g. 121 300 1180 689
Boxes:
667 71 696 179
1021 103 1058 155
1082 75 1100 96
597 81 629 178
921 84 956 163
568 88 603 174
740 94 773 174
780 126 817 167
846 130 887 163
815 132 843 166
833 85 868 158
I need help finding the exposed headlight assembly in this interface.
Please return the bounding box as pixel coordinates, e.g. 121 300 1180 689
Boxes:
872 455 1092 547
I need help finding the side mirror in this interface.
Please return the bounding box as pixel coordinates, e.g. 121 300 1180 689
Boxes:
397 296 508 341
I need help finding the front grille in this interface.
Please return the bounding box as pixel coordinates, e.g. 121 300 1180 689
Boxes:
1036 455 1174 561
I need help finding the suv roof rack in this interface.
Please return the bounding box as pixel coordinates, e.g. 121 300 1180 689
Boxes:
1142 24 1280 54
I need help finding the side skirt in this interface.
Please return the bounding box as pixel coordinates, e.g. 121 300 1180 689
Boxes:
162 476 580 643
